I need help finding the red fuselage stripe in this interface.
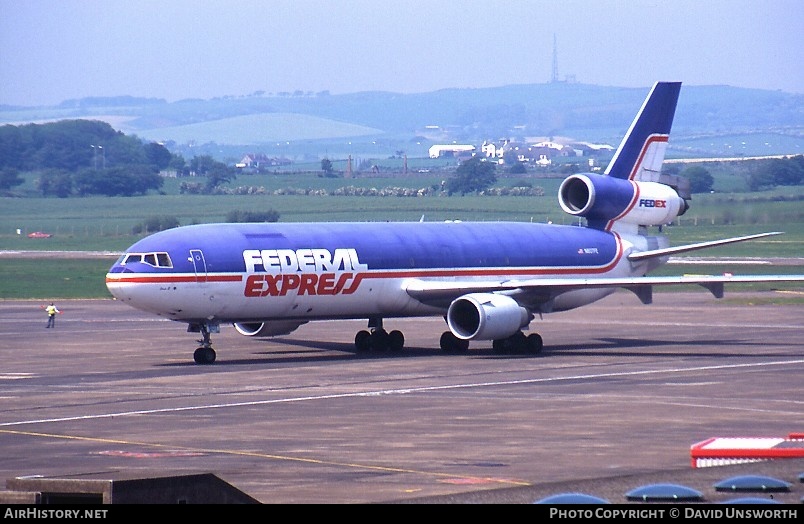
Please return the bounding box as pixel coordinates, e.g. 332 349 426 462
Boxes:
628 134 668 181
106 237 625 285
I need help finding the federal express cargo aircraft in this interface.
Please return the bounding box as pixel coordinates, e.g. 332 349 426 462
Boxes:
106 82 804 364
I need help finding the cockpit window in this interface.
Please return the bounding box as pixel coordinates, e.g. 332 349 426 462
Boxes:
121 252 173 268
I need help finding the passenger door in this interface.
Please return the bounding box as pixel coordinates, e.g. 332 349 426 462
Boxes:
189 249 207 283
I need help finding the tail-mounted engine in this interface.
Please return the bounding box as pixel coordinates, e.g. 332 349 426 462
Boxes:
558 173 688 230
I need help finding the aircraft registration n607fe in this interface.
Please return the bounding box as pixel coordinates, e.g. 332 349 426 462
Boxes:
106 82 804 364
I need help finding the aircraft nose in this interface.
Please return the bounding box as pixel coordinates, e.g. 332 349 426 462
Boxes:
105 271 130 301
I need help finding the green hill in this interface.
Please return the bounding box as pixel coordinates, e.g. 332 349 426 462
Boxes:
1 83 801 161
134 112 382 144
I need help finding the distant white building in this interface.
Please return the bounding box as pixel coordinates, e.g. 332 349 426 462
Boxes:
482 139 509 160
481 138 593 165
236 153 292 169
530 141 564 150
428 144 476 159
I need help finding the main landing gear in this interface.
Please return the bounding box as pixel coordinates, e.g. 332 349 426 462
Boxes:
439 331 469 353
492 332 543 354
352 318 543 356
439 331 543 354
191 323 217 364
354 317 405 353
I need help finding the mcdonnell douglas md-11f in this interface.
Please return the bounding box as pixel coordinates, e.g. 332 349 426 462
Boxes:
106 82 804 364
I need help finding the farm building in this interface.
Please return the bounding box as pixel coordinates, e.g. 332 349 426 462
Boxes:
428 144 476 159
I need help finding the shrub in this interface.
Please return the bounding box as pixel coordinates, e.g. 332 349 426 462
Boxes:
225 209 280 223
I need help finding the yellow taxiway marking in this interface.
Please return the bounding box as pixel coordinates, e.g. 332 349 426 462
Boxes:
0 428 531 487
5 360 803 490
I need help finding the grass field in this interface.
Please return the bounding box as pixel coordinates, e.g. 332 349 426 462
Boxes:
0 258 115 299
1 173 802 299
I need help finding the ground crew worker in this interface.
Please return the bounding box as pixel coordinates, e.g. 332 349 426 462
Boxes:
45 302 60 328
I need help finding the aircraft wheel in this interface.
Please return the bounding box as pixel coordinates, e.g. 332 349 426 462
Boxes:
439 331 453 351
440 331 469 353
355 330 371 352
388 330 404 352
492 334 515 353
369 329 389 351
457 338 470 353
526 333 543 354
194 346 216 364
511 331 527 352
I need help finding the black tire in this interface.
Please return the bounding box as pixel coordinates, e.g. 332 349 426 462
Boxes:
388 330 405 352
194 347 216 364
511 331 527 352
369 329 389 351
526 333 543 354
440 331 469 353
440 331 454 352
355 330 371 352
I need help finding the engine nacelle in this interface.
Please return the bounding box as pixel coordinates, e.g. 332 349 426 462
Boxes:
447 293 531 341
233 320 306 337
558 173 688 229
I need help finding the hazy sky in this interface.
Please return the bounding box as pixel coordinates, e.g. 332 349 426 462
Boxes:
1 0 802 107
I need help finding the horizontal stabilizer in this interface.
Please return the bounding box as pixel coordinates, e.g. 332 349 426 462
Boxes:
628 232 783 262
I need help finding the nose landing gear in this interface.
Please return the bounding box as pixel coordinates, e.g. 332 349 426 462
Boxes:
190 322 218 364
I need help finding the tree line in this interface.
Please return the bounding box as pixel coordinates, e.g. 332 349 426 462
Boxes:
665 156 804 193
440 156 804 196
0 119 235 197
0 119 801 198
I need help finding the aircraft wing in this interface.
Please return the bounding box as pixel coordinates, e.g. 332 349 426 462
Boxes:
405 274 804 311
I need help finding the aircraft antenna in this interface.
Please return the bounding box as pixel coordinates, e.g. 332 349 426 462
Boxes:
551 34 559 83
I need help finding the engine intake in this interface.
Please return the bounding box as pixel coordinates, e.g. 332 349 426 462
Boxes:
447 293 531 340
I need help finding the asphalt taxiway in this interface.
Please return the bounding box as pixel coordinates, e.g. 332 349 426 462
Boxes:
1 291 802 504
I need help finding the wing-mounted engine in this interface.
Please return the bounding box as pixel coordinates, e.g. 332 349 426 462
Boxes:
558 173 688 231
446 293 532 340
233 320 307 337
